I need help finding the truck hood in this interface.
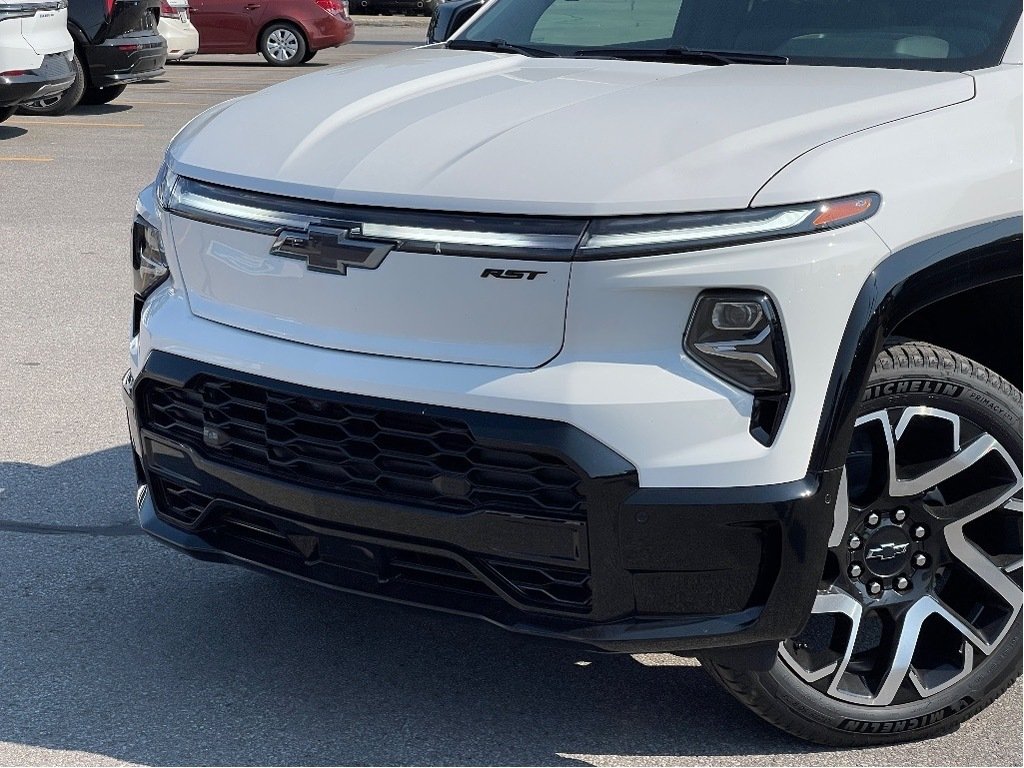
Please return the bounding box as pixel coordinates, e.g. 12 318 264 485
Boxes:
167 47 974 217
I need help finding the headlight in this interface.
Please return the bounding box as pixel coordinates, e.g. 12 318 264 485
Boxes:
578 193 880 259
684 290 790 446
132 205 168 299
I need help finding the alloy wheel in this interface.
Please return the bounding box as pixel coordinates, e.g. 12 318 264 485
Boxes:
780 406 1023 706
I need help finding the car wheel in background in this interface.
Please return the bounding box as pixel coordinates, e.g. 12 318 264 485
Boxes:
703 342 1023 746
17 51 86 117
81 84 128 105
0 106 16 123
259 23 307 66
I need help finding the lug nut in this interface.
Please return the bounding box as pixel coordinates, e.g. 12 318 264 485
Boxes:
849 563 863 578
866 512 880 526
912 525 928 540
895 576 910 591
867 581 883 596
913 553 928 568
893 509 907 523
849 534 862 550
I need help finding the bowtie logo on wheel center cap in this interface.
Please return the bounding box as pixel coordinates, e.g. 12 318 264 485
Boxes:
863 526 912 578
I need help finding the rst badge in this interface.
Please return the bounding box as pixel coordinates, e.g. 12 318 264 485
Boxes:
271 226 393 276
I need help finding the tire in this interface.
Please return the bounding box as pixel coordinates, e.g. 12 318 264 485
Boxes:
703 341 1023 746
81 83 127 106
17 51 86 116
301 49 317 63
259 22 307 66
0 105 16 123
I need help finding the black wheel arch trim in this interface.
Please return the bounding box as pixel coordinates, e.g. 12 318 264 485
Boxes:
810 215 1023 475
67 22 89 47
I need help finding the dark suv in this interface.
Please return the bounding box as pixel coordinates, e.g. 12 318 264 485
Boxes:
19 0 166 115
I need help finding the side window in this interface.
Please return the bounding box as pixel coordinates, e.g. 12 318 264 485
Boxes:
530 0 684 46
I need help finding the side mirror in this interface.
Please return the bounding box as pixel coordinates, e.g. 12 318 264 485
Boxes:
427 0 485 44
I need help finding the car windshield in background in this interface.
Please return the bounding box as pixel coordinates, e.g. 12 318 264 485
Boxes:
453 0 1021 71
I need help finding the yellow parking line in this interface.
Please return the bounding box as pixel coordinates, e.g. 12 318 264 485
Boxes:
0 156 53 162
15 119 145 128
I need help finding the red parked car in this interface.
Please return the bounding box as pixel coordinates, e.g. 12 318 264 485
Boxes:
190 0 354 65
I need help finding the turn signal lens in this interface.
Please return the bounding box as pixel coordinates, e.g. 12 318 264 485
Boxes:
812 195 877 228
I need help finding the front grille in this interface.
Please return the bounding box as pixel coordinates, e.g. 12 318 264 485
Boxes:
150 475 212 526
139 377 586 520
149 480 591 613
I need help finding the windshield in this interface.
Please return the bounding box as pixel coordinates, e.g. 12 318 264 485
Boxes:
455 0 1021 71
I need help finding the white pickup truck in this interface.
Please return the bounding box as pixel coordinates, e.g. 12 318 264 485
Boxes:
126 0 1023 746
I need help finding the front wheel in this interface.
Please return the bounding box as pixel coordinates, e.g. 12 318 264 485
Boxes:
301 49 317 63
259 23 307 66
0 105 16 123
704 342 1022 746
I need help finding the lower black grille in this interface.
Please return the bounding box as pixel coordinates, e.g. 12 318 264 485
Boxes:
139 377 586 521
486 561 592 610
149 480 591 613
150 476 211 526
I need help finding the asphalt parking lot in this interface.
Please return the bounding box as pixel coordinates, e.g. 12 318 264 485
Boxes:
1 18 1021 767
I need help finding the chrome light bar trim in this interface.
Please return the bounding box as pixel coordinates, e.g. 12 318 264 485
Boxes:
163 176 588 260
358 223 581 251
160 173 880 261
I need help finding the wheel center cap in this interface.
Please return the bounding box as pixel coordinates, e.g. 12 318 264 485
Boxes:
862 526 912 577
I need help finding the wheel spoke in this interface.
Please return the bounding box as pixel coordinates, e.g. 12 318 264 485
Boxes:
943 464 1023 649
827 469 850 548
779 587 860 684
894 434 1000 498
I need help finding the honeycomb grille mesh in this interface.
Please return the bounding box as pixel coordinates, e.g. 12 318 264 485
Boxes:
139 377 586 520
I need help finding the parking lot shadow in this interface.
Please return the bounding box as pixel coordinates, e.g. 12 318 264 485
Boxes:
0 125 28 140
174 60 327 68
0 446 829 765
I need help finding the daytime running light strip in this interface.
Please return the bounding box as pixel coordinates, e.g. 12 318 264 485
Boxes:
359 223 580 250
582 209 815 249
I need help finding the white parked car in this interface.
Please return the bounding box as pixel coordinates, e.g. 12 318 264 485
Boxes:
0 0 74 121
127 0 1023 747
157 0 198 61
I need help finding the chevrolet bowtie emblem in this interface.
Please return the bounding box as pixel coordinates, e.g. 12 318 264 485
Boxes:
270 225 393 276
865 542 909 561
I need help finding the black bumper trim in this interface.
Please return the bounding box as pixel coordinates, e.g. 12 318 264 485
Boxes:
83 33 167 88
0 54 74 107
126 351 840 653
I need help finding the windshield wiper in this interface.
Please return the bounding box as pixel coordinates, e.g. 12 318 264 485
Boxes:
573 47 788 65
447 38 559 58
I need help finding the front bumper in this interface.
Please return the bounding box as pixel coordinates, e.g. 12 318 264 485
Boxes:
84 33 166 88
125 350 841 654
0 52 73 107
